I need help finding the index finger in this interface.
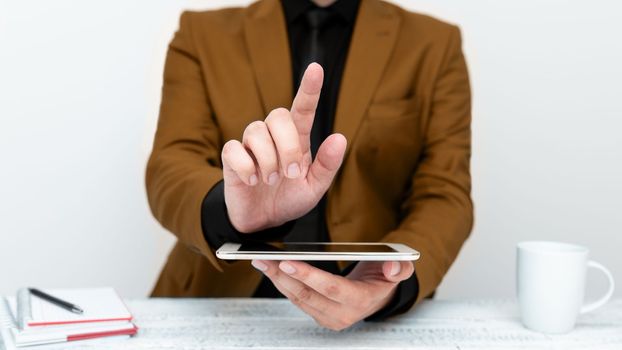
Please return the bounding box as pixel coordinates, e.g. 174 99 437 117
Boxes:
278 260 356 304
290 63 324 152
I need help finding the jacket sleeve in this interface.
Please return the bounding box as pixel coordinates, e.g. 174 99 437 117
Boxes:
146 12 225 271
381 26 473 302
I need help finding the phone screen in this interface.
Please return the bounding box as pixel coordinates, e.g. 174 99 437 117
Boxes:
238 242 397 254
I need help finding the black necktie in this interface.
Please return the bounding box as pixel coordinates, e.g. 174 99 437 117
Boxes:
301 8 333 72
299 7 335 158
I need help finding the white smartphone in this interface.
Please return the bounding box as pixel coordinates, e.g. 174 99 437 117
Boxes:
216 242 420 261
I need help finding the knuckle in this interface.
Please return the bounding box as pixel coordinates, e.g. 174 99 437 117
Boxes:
243 120 266 137
296 266 310 281
295 286 313 303
323 283 341 299
265 107 290 124
289 297 303 308
221 140 239 160
271 107 291 117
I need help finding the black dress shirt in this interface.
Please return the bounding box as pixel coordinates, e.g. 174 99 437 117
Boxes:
200 0 419 321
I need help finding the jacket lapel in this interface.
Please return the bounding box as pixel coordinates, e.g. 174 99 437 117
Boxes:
243 0 293 114
244 0 401 151
333 0 401 156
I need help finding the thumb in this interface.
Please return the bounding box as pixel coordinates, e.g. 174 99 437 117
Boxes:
382 261 415 283
306 133 347 195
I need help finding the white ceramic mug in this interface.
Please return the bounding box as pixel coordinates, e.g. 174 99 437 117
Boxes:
516 241 615 334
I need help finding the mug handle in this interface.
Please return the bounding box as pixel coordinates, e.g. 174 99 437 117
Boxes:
580 260 615 314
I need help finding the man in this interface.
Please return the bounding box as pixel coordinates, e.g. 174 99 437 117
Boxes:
146 0 472 331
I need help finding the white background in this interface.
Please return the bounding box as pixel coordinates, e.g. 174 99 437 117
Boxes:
1 0 620 301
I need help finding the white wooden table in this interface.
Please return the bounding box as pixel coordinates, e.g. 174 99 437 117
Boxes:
4 298 622 349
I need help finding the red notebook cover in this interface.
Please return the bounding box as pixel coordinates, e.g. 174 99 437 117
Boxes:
67 324 138 342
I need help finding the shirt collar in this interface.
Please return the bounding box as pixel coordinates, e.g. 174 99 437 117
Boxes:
280 0 360 24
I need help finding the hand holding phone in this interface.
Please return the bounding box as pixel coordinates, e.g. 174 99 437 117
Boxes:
253 258 415 331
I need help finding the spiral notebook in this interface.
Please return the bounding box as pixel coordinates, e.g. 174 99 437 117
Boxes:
0 287 137 348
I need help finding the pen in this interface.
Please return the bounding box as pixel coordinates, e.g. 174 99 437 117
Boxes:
28 288 84 315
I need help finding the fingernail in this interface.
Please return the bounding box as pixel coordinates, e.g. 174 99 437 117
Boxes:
279 262 296 274
268 172 279 185
287 163 300 178
390 261 401 276
252 260 268 272
249 174 258 186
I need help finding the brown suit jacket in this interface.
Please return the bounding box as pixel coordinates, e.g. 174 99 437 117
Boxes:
146 0 473 304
